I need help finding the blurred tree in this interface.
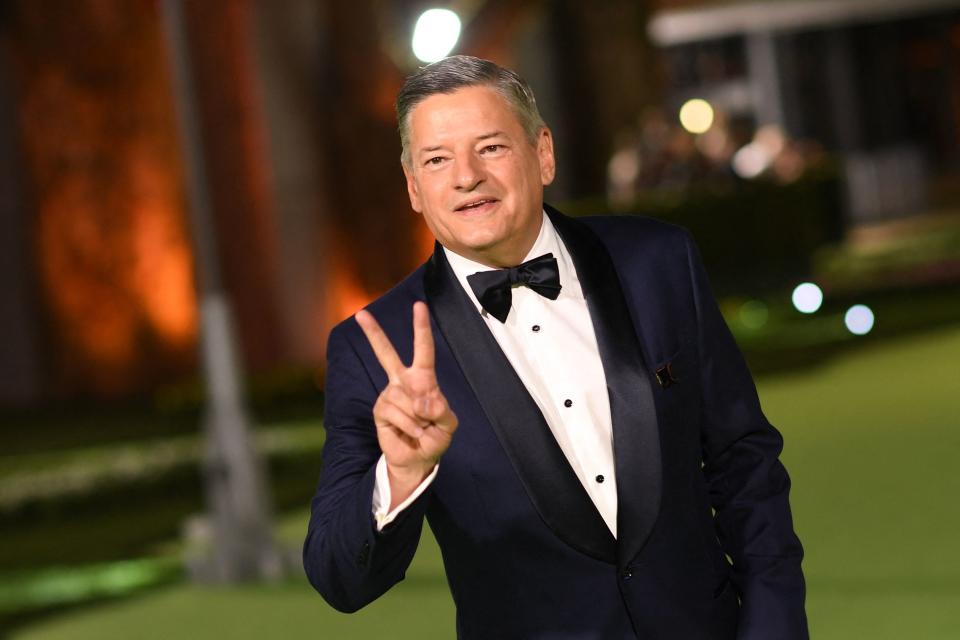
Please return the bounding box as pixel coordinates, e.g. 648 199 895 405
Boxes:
314 0 428 318
180 0 287 373
162 0 282 583
545 0 660 200
0 7 43 405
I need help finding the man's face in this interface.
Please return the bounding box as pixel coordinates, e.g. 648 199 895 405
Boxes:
403 85 556 268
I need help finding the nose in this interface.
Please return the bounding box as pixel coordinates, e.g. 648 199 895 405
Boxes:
454 153 484 191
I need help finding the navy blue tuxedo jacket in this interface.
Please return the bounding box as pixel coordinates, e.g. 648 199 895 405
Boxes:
304 207 808 639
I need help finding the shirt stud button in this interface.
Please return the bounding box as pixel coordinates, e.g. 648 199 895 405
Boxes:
531 324 541 332
595 475 605 483
563 399 573 408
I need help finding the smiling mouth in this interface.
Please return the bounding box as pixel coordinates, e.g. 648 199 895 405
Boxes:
455 198 498 212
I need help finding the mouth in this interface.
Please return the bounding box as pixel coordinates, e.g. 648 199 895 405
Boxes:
454 197 499 213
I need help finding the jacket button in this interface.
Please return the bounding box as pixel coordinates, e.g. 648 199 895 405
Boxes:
621 568 633 580
356 542 370 568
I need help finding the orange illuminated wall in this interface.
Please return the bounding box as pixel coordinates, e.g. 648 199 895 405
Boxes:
11 1 197 394
315 0 435 339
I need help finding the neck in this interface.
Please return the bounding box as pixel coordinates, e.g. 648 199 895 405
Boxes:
471 246 534 269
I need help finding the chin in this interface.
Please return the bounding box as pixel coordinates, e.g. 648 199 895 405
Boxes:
447 227 499 250
461 234 504 254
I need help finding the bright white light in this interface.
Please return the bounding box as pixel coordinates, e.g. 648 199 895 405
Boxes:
845 305 875 335
791 282 823 314
679 99 714 134
732 142 771 179
412 9 461 63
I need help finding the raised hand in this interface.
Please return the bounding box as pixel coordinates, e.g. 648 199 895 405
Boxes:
355 301 458 509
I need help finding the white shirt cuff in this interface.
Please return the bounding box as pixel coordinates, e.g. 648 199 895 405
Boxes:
372 454 438 531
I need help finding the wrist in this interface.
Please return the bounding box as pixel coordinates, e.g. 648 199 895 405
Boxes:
385 461 435 509
386 461 433 487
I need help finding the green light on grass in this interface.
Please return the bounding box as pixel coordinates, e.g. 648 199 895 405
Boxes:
0 558 181 612
739 300 769 329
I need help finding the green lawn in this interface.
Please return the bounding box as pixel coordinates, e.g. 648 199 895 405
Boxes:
12 325 960 639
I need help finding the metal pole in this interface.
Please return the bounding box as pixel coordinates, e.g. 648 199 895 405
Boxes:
159 0 282 583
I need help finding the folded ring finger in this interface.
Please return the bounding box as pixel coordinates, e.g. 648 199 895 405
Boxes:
374 396 426 439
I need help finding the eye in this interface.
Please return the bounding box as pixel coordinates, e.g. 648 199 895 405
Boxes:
424 156 447 167
480 144 504 154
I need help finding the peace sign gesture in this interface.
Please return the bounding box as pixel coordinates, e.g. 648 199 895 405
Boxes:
355 302 458 509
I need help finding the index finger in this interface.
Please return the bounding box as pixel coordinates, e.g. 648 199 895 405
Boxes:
411 301 435 372
355 309 404 382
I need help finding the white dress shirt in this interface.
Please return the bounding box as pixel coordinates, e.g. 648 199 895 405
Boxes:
373 212 618 536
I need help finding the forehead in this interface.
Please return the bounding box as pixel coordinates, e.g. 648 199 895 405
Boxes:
407 85 523 142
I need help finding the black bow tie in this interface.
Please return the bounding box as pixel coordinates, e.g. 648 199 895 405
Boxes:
466 253 562 323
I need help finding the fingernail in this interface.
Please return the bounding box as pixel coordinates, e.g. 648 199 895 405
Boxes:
418 398 431 415
414 426 425 437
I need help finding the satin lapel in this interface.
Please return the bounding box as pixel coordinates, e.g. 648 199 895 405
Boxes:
424 245 617 564
548 207 663 568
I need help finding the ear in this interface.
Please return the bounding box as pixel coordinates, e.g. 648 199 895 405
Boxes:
403 164 423 213
537 128 556 186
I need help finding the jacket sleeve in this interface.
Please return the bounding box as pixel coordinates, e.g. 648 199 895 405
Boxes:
682 231 809 639
302 320 430 612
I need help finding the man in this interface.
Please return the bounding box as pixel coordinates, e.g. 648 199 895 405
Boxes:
304 55 808 639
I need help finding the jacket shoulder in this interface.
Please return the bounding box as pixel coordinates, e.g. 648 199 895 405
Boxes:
576 214 693 264
579 214 689 242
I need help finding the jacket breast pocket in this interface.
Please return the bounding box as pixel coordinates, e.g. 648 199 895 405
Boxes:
653 346 684 391
651 344 702 455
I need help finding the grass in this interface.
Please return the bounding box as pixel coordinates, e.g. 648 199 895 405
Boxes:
10 324 960 639
10 513 455 640
767 323 960 638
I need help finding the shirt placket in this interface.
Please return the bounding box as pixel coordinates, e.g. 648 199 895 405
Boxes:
520 293 596 478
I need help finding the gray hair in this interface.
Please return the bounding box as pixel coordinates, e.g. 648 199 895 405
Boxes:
397 55 546 168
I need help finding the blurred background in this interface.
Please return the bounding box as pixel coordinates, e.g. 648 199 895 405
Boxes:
1 0 959 637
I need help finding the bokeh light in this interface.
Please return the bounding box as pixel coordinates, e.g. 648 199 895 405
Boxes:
739 299 769 329
732 142 771 179
791 282 824 314
845 305 875 335
678 98 714 134
412 9 461 63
